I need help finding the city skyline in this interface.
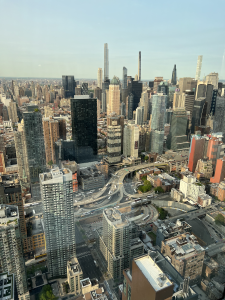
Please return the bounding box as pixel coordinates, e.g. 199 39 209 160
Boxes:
0 0 225 79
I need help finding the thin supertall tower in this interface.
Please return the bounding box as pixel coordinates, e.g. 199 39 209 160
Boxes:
195 55 203 81
104 43 109 81
138 51 141 81
171 64 177 85
97 68 102 88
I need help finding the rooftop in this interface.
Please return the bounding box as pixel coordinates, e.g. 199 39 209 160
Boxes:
39 167 72 184
104 208 129 227
0 205 18 226
134 255 173 291
0 273 14 300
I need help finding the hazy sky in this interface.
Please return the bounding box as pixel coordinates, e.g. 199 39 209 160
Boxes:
0 0 225 80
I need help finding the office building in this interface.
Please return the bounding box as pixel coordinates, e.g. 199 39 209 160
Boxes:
81 83 88 95
179 77 197 94
161 233 205 283
23 109 46 183
157 81 169 96
210 157 225 183
151 94 167 131
171 64 177 85
43 118 59 164
139 90 149 122
71 96 97 163
127 78 142 111
106 125 121 164
150 130 164 155
101 80 110 113
213 97 225 135
58 119 67 140
94 87 102 101
67 258 83 295
195 55 203 81
7 101 18 123
55 139 76 166
104 43 109 81
75 86 81 95
138 51 141 81
188 135 206 172
62 76 76 98
107 113 124 150
97 208 144 280
40 168 76 278
127 93 134 120
107 76 120 116
14 122 30 182
180 90 195 123
168 108 189 151
0 205 28 297
191 97 206 133
206 72 219 89
97 68 102 89
135 106 144 125
153 77 163 93
122 251 198 300
123 124 139 158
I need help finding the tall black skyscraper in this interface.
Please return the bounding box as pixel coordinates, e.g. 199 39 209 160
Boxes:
62 75 76 98
71 96 97 163
171 64 177 85
127 77 142 111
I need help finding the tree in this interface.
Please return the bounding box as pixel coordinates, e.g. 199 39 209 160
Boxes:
39 285 56 300
144 156 149 161
34 108 39 112
154 186 164 194
215 214 225 226
48 160 53 167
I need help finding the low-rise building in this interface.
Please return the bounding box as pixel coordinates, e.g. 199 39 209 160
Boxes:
210 183 219 197
122 156 141 166
161 233 205 283
154 219 192 248
217 181 225 201
171 188 184 202
136 167 160 180
195 159 213 179
79 166 105 191
198 193 212 207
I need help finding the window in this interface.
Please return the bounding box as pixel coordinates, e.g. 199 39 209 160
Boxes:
123 277 127 295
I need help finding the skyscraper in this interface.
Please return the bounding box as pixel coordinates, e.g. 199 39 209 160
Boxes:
102 80 110 113
138 51 141 81
7 101 18 123
168 108 189 151
127 93 134 120
135 106 144 125
171 64 177 85
151 94 167 131
81 83 88 95
122 67 127 89
40 168 76 278
106 125 121 164
188 135 206 172
107 76 120 116
104 43 109 81
205 72 219 89
97 208 144 280
97 68 102 89
71 96 97 163
23 108 46 183
123 124 139 158
127 78 142 111
0 205 28 298
43 118 60 164
139 90 149 122
62 76 76 98
195 55 203 81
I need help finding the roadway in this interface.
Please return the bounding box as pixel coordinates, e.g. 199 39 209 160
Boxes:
74 162 167 215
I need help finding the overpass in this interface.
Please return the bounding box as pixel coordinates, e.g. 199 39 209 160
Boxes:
74 162 168 207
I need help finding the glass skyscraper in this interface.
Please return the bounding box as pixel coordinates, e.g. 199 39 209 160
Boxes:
62 75 76 98
71 96 97 163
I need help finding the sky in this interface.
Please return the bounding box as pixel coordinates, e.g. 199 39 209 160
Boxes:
0 0 225 80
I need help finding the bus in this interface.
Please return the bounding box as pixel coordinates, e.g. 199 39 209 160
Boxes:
143 215 150 221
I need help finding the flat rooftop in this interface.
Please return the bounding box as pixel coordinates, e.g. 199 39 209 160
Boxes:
39 167 72 184
135 255 173 291
0 205 18 225
104 208 129 227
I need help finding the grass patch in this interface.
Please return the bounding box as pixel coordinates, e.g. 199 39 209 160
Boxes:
155 206 168 220
148 232 156 246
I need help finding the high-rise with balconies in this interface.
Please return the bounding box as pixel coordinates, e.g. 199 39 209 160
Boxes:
40 168 76 278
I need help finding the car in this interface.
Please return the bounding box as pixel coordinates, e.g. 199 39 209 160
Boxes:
108 197 111 200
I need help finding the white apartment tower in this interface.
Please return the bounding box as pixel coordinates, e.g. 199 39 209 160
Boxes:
40 168 76 278
104 43 109 81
